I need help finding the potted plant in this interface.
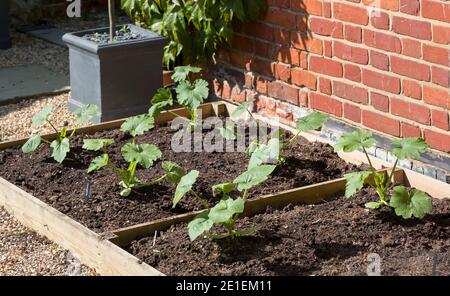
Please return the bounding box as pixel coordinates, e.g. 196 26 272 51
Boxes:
62 0 167 122
0 0 11 49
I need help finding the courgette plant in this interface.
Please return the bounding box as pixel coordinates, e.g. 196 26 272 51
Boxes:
171 163 276 241
83 113 176 197
334 129 432 219
22 104 98 163
226 110 329 167
149 65 209 131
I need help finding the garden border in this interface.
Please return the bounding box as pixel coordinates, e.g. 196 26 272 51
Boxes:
0 101 448 275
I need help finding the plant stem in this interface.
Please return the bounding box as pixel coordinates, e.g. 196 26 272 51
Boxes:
135 174 167 189
190 189 210 210
42 138 52 144
46 120 59 135
108 0 116 43
68 128 77 139
362 147 376 174
284 131 301 148
387 158 399 188
242 189 249 201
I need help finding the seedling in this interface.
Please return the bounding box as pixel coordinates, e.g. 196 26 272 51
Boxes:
22 104 98 163
83 114 171 196
149 65 209 131
171 163 276 241
334 129 432 219
244 111 329 167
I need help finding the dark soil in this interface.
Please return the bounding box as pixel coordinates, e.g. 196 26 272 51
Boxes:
127 188 450 276
83 26 142 44
0 120 360 233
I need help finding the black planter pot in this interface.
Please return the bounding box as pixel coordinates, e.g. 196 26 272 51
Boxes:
0 0 11 49
62 24 167 122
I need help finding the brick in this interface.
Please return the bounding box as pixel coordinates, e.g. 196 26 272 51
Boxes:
343 103 361 123
276 47 301 65
230 51 251 69
297 14 308 32
291 0 322 16
230 86 246 103
232 35 254 53
362 0 399 11
423 44 449 67
344 25 362 43
362 69 401 94
334 2 369 25
392 16 432 40
362 110 400 136
255 77 268 94
432 67 449 88
431 109 449 130
424 129 450 152
433 25 450 45
310 93 343 116
422 0 450 23
333 41 369 65
319 77 332 95
243 23 274 41
244 72 254 88
323 1 331 18
344 64 361 82
370 51 389 71
423 85 450 109
273 63 291 82
255 40 274 58
250 58 274 77
324 40 332 57
333 81 369 104
401 38 421 58
309 17 343 38
264 7 296 29
403 80 422 100
299 51 308 69
291 33 323 54
310 56 343 77
371 92 389 112
269 0 290 8
291 68 317 90
299 90 308 106
391 56 430 81
399 0 420 16
267 81 299 105
391 98 430 125
370 11 389 30
274 28 291 44
363 30 402 53
401 122 421 138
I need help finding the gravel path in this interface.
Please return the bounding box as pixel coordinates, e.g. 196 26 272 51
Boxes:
0 91 79 142
0 207 96 276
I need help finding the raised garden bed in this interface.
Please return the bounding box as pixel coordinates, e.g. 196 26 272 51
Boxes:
0 103 361 233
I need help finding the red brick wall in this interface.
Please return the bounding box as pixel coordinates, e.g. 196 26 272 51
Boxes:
211 0 450 153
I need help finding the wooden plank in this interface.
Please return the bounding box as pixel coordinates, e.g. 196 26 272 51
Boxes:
0 177 163 276
109 168 404 248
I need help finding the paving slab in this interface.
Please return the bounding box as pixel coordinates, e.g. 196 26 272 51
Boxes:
27 28 67 47
0 65 69 103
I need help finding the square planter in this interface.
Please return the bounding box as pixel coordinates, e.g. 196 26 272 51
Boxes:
0 0 11 49
62 24 167 122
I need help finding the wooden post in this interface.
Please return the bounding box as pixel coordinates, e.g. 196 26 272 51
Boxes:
108 0 116 42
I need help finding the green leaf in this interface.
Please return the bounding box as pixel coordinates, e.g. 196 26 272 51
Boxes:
188 211 213 241
248 138 280 169
212 182 235 197
32 105 53 127
149 88 174 118
219 126 236 140
87 153 109 173
82 139 114 151
73 104 98 125
171 65 202 83
390 138 428 160
209 197 244 224
173 170 199 208
365 201 382 209
296 111 328 132
22 133 41 153
246 140 259 156
121 142 161 169
231 99 255 118
176 79 209 111
50 137 70 163
120 187 132 197
161 161 186 184
234 165 276 191
120 114 155 137
390 186 432 219
344 171 371 198
334 129 376 153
